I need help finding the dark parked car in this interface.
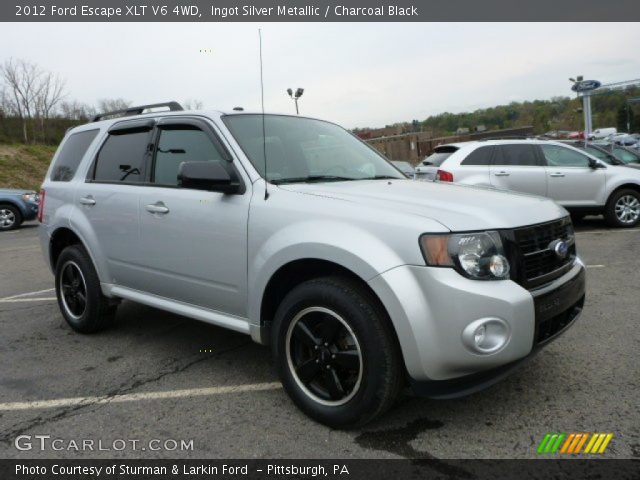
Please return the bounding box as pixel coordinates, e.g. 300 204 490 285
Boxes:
0 188 39 230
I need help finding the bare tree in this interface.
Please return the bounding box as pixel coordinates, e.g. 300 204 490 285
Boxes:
0 58 42 142
183 99 204 110
97 98 131 113
60 100 96 121
34 72 66 140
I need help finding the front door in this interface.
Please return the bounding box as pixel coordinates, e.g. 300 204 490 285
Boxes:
540 144 607 207
137 118 250 317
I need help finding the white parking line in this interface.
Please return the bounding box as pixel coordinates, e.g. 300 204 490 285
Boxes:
586 265 606 268
0 297 56 303
0 288 55 303
0 382 283 412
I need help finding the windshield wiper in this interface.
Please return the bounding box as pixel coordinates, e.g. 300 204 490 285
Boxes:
271 175 356 184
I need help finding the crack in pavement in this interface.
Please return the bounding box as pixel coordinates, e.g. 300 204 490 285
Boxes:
0 340 252 445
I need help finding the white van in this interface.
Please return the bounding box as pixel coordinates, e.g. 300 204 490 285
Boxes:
589 127 617 140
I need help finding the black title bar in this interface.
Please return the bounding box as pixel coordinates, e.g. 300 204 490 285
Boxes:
3 0 640 22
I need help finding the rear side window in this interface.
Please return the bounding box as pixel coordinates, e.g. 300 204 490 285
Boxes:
93 130 151 183
423 148 457 167
541 145 590 167
50 129 99 181
493 145 540 166
461 146 493 165
153 127 226 186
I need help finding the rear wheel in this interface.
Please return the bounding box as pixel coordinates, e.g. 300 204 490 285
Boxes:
55 245 117 333
271 276 403 428
604 189 640 228
0 204 21 231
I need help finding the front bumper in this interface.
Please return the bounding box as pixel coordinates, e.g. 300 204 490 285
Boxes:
19 200 39 221
368 259 585 388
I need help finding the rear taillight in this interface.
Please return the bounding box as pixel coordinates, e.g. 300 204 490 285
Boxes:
37 189 45 223
436 170 454 182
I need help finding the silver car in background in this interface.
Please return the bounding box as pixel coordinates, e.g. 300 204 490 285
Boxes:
415 139 640 227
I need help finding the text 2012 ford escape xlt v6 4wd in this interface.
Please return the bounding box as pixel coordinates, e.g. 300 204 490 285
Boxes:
39 103 585 427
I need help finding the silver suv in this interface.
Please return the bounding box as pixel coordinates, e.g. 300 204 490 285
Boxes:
39 103 586 427
415 139 640 227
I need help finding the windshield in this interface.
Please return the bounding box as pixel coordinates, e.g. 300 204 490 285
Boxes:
223 114 404 183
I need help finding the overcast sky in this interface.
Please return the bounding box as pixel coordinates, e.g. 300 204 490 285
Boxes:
1 22 639 128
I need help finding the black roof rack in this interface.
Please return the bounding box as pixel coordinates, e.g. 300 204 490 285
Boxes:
92 101 184 122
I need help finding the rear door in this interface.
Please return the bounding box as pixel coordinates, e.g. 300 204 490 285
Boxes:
136 117 250 317
76 119 154 288
456 145 493 186
540 144 607 206
489 144 547 196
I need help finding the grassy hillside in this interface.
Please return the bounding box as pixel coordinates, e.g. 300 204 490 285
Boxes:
0 144 57 191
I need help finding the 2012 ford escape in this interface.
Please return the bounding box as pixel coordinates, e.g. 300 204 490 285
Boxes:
39 103 586 427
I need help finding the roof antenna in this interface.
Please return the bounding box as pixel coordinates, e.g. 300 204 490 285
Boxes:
259 28 269 200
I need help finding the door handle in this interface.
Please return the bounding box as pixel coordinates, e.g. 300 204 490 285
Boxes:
494 171 510 177
549 173 565 177
145 202 170 214
79 196 96 206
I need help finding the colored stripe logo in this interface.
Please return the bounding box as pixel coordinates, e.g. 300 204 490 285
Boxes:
537 433 613 454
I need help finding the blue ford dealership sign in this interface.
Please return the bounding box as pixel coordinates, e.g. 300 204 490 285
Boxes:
571 80 602 92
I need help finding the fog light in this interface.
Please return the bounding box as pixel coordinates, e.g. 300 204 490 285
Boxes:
462 318 510 354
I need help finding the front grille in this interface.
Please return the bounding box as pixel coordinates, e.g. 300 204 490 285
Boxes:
505 217 576 289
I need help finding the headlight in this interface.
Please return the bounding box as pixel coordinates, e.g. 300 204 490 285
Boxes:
419 231 510 280
22 193 38 203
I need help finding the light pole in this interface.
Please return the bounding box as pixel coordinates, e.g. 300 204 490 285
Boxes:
287 87 304 114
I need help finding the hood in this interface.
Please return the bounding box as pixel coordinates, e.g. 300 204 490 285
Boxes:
278 179 567 231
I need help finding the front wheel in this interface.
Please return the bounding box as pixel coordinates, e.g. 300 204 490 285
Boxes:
604 189 640 228
271 276 403 428
0 204 22 231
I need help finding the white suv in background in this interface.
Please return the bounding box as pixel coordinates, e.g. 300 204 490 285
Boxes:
415 139 640 227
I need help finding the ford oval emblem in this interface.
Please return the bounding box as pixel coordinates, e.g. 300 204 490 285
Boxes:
549 239 569 259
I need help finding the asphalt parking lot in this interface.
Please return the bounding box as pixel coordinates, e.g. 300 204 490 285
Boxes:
0 219 638 460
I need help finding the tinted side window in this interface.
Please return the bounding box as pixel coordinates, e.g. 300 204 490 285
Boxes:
423 152 453 167
93 131 151 183
153 128 225 186
51 129 99 181
493 145 539 166
461 146 493 166
541 145 590 167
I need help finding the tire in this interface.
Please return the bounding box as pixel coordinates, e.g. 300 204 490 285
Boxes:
271 276 403 428
55 245 117 333
604 189 640 228
0 204 22 231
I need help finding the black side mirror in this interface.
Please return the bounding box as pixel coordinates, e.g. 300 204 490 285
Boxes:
588 158 605 169
178 161 241 194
